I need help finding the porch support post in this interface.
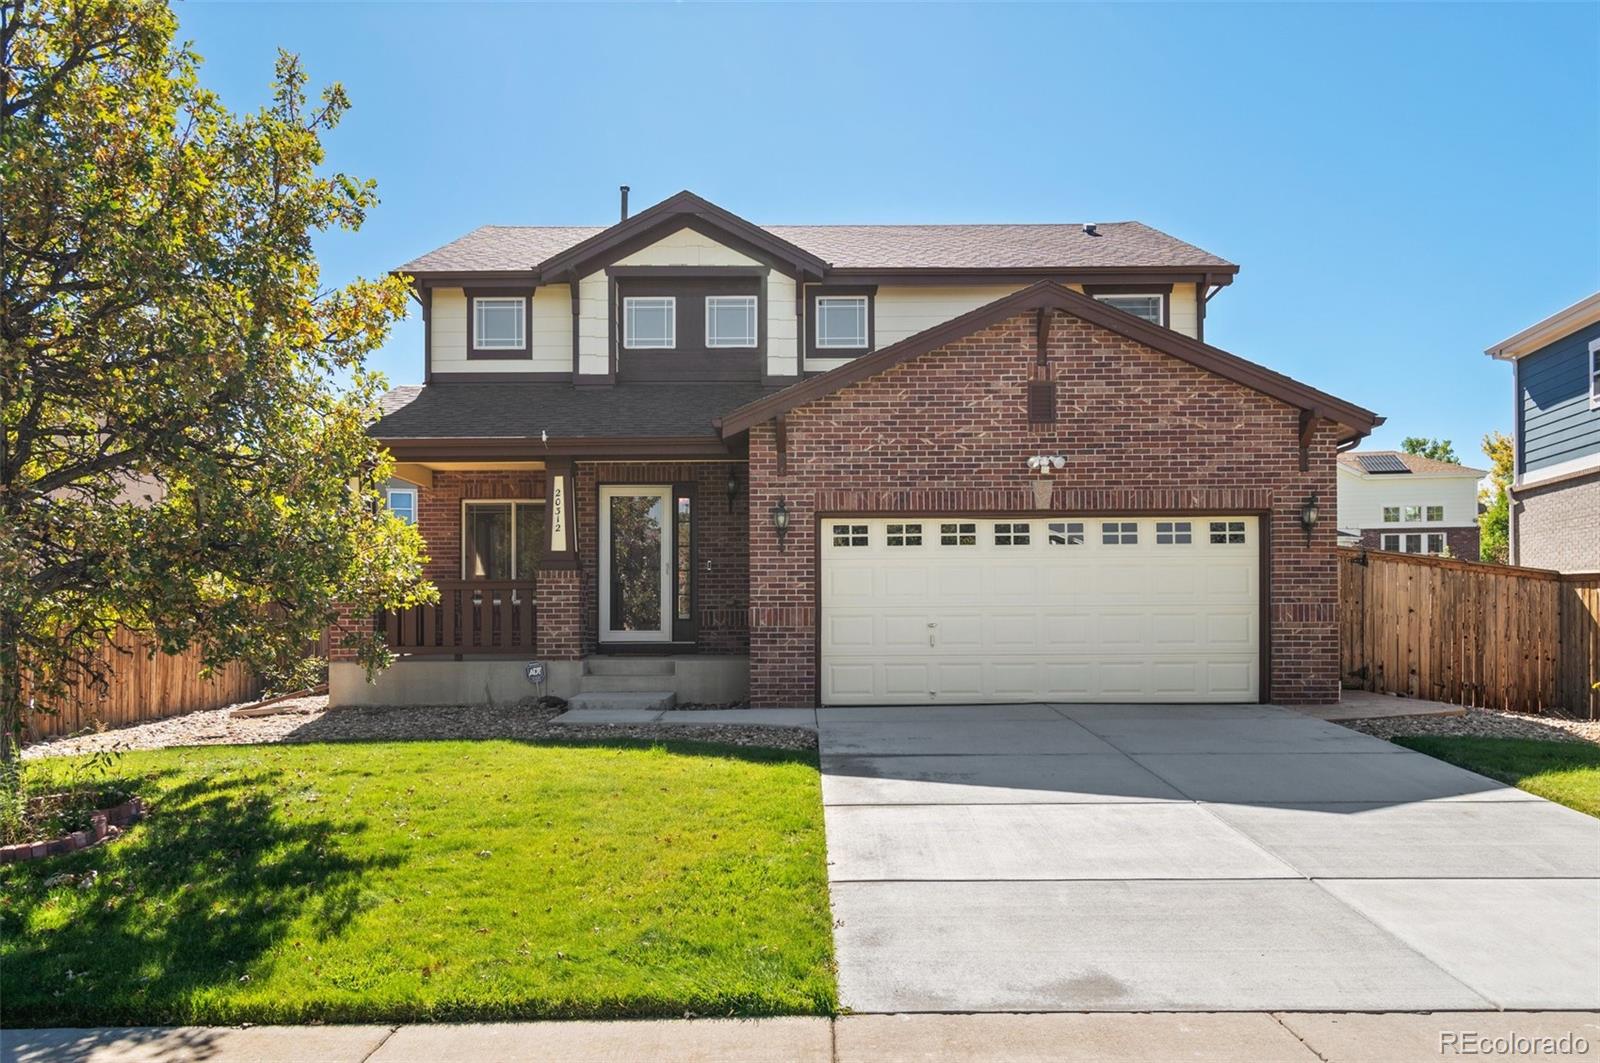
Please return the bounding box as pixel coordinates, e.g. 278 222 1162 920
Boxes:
542 458 578 568
536 457 583 660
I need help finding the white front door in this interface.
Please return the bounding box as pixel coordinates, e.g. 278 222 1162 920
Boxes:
599 486 674 642
819 516 1261 704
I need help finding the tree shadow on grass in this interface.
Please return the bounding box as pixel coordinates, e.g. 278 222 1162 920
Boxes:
0 765 400 1027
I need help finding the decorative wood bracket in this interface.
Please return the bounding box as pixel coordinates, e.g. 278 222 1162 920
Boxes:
1036 307 1051 366
1298 408 1318 472
774 413 788 476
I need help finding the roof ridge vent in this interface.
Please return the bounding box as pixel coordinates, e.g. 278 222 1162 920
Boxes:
1082 223 1099 236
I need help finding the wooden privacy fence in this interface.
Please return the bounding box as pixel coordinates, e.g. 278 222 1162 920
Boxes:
1339 547 1600 719
24 627 261 741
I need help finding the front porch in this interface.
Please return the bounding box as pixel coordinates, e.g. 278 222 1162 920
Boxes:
331 456 753 706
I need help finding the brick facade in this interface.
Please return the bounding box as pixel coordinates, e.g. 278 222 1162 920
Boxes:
1357 525 1481 561
744 309 1343 707
574 461 749 655
1514 470 1600 572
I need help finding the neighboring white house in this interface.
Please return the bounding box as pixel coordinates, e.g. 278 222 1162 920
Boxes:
1336 451 1487 558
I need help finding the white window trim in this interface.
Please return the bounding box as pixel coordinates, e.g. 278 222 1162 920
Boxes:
472 296 526 350
623 296 676 350
705 295 759 349
815 295 869 349
1589 337 1600 409
460 498 545 581
386 486 417 524
1092 292 1165 326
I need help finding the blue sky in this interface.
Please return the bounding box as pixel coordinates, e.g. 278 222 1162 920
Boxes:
180 2 1598 462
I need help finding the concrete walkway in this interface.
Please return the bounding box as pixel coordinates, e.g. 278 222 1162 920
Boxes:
818 702 1600 1013
551 706 819 727
8 1012 1599 1062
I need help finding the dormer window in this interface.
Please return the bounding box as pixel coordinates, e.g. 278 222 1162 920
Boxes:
467 291 530 358
705 295 758 348
623 296 676 349
816 296 869 349
1093 293 1164 325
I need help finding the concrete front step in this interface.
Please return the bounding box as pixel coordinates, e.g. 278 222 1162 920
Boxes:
565 691 677 712
577 674 682 694
582 656 677 677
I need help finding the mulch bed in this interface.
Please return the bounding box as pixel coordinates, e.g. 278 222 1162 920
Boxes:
1345 705 1600 745
23 696 816 759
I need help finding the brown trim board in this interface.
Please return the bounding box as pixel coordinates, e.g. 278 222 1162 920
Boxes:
533 191 828 280
718 280 1383 442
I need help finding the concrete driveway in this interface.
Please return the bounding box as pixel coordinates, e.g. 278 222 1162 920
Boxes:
819 703 1600 1012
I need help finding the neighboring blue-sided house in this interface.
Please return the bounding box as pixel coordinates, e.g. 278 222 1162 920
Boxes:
1486 292 1600 572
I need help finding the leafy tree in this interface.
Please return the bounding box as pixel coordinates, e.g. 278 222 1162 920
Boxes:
1478 431 1514 564
1 0 434 755
1400 436 1460 464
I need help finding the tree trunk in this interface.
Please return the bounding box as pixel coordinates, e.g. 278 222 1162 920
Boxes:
0 609 24 763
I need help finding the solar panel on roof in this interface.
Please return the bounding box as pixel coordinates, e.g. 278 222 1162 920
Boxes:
1356 453 1411 474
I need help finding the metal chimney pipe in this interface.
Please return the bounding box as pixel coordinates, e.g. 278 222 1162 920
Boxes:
620 185 630 221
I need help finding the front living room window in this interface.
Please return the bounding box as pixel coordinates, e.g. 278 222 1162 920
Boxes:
1093 293 1164 325
472 297 526 350
463 501 543 581
816 296 868 349
624 297 676 349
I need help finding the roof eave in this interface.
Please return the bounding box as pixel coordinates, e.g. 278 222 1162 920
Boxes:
1485 291 1600 360
718 280 1381 442
532 191 830 281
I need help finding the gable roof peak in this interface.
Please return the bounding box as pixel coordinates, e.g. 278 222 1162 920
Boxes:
717 279 1381 443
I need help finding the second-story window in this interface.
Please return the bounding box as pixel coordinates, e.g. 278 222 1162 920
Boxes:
1093 293 1164 325
816 296 869 349
471 296 526 352
624 296 676 349
705 295 758 348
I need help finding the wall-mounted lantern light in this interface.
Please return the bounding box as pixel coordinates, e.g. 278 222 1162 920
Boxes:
1300 490 1320 543
726 468 739 511
770 496 791 552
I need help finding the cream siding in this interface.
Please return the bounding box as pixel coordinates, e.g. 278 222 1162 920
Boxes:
1335 464 1485 533
767 271 798 377
1168 284 1198 339
873 285 1032 348
577 272 609 376
429 286 570 375
613 226 762 268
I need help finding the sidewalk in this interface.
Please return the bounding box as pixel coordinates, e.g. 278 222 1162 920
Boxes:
6 1013 1598 1062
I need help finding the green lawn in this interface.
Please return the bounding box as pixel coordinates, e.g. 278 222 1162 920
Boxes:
1396 735 1600 817
0 739 835 1026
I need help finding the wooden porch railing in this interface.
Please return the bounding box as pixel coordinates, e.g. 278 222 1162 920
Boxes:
382 581 537 656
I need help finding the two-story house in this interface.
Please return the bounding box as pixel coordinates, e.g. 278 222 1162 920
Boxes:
1335 451 1487 558
1486 292 1600 572
334 190 1381 710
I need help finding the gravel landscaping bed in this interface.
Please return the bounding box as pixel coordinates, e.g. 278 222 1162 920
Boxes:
1346 704 1600 745
23 696 816 759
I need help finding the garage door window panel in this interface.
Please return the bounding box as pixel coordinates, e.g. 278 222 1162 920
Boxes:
1102 521 1138 545
1048 521 1085 546
1209 521 1247 544
994 522 1031 546
1156 521 1192 545
940 522 977 546
832 524 869 547
886 523 923 547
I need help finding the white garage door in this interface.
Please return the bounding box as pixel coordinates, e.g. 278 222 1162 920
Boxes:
820 516 1260 705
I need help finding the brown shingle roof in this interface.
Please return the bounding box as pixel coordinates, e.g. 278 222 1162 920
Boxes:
1337 450 1487 476
398 221 1235 275
371 381 781 441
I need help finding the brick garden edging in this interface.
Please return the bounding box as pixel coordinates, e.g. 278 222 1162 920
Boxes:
0 796 144 863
